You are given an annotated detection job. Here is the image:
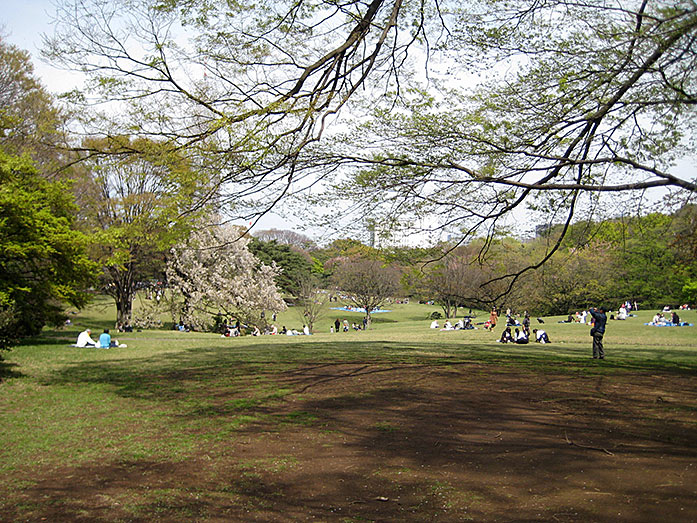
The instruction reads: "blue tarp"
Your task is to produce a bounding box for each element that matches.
[330,307,392,314]
[643,322,693,327]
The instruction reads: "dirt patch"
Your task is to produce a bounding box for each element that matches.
[3,363,697,521]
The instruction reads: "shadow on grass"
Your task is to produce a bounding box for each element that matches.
[9,354,697,522]
[0,358,24,381]
[19,334,76,346]
[43,338,697,407]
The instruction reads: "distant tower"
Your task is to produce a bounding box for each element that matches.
[366,219,376,248]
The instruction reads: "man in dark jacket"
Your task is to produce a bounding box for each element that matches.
[589,307,607,359]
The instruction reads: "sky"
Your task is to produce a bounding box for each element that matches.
[1,1,64,90]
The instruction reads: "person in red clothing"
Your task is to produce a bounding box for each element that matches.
[488,307,498,331]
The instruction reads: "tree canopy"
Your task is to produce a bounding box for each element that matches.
[0,151,95,350]
[0,36,65,170]
[248,237,314,297]
[333,257,400,325]
[76,136,209,325]
[44,1,697,240]
[22,0,697,314]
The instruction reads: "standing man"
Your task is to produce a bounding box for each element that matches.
[589,307,607,359]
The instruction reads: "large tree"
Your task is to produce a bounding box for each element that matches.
[0,36,66,171]
[166,224,286,330]
[0,152,95,351]
[247,237,314,297]
[317,1,697,278]
[295,275,329,333]
[418,249,515,318]
[77,136,206,325]
[44,0,413,225]
[333,257,400,326]
[0,37,95,351]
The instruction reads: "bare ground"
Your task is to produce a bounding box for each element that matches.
[3,362,697,522]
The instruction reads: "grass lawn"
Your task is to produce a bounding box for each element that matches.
[1,298,696,521]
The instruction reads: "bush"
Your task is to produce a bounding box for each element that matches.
[430,311,442,320]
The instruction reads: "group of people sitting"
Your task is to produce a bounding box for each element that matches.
[75,328,125,349]
[221,320,312,337]
[279,325,311,336]
[333,318,367,332]
[430,317,474,330]
[560,310,591,324]
[497,326,550,344]
[650,310,682,326]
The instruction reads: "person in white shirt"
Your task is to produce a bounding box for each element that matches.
[514,328,529,344]
[76,329,97,347]
[617,306,627,320]
[430,320,439,329]
[533,329,550,343]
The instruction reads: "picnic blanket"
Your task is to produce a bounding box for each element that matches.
[643,322,693,327]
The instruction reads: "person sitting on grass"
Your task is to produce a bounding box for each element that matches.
[441,320,454,331]
[617,306,628,320]
[651,312,666,325]
[671,311,680,325]
[515,328,529,344]
[76,328,97,347]
[498,327,513,343]
[533,329,550,344]
[98,329,121,349]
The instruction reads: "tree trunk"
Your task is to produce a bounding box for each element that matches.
[441,300,453,319]
[115,289,133,326]
[107,263,135,327]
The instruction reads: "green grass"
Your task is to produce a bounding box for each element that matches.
[1,297,696,517]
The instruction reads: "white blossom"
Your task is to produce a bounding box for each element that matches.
[167,225,286,330]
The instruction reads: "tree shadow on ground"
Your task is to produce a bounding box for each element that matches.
[6,360,697,522]
[42,339,697,404]
[0,359,24,381]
